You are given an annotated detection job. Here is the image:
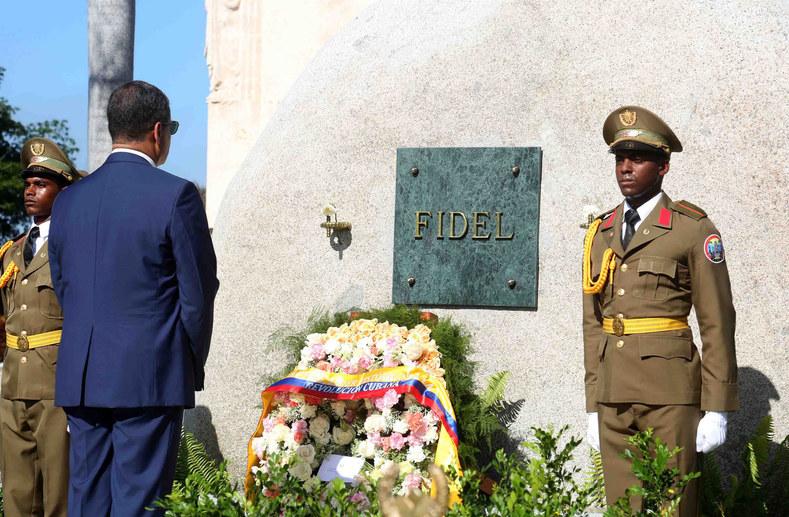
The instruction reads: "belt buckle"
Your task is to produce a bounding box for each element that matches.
[612,316,625,337]
[18,335,29,352]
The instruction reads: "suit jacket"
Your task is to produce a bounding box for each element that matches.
[0,239,62,400]
[583,193,738,412]
[49,152,219,408]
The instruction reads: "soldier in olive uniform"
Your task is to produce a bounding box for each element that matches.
[0,138,80,516]
[582,107,738,516]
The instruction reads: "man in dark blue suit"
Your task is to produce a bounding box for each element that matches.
[48,80,219,516]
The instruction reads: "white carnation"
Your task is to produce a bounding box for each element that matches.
[357,439,376,458]
[392,419,409,434]
[406,445,426,464]
[364,414,387,433]
[300,404,317,419]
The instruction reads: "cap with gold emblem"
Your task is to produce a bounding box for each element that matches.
[603,106,682,155]
[20,137,80,184]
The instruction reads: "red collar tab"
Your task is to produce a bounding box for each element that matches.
[657,207,672,228]
[601,208,617,229]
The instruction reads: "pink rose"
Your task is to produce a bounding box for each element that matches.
[358,355,373,370]
[315,360,331,371]
[309,344,326,361]
[342,361,360,375]
[404,472,423,490]
[389,432,406,450]
[383,355,399,368]
[262,417,276,432]
[292,420,308,433]
[374,389,400,412]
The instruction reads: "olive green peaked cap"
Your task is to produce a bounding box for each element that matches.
[20,137,79,184]
[603,105,683,155]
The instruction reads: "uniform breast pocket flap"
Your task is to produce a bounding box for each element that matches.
[35,277,62,319]
[633,256,678,300]
[638,336,692,361]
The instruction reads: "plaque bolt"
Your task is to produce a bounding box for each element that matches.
[410,167,419,177]
[511,165,520,177]
[507,279,517,289]
[407,276,416,287]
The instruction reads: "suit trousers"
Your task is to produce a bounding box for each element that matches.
[0,398,69,517]
[64,406,183,517]
[598,403,702,517]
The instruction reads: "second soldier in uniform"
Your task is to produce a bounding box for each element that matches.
[0,138,79,516]
[582,107,738,516]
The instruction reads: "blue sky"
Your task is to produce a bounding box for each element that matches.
[0,1,208,185]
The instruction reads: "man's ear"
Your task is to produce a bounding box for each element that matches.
[659,160,670,177]
[152,121,163,144]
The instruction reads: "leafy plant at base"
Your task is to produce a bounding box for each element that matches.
[266,305,517,469]
[701,415,789,516]
[447,425,603,517]
[604,428,700,517]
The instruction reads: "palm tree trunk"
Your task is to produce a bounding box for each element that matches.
[88,0,135,172]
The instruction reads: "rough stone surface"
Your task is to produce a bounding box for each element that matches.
[201,0,789,479]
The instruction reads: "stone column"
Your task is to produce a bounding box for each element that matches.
[88,0,135,172]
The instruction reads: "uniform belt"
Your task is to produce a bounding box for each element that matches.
[6,330,62,351]
[602,316,688,337]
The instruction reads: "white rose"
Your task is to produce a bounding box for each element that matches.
[332,425,355,446]
[357,439,376,458]
[364,414,387,433]
[251,437,266,459]
[296,444,316,464]
[392,419,409,434]
[306,333,325,345]
[309,415,330,437]
[288,461,313,481]
[406,445,426,464]
[330,401,346,418]
[300,404,317,419]
[403,340,424,361]
[324,339,340,355]
[271,424,290,443]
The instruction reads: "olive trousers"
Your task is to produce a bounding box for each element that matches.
[598,403,702,517]
[0,397,69,517]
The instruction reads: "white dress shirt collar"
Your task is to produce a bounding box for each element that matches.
[623,191,664,232]
[29,218,50,255]
[110,148,156,167]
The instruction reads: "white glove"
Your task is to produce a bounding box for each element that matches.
[586,412,600,451]
[696,411,728,453]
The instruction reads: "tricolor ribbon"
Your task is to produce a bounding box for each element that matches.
[246,366,461,503]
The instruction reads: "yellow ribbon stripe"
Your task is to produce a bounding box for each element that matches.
[602,317,689,335]
[6,330,63,349]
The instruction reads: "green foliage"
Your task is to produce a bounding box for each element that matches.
[605,428,700,517]
[0,66,78,239]
[156,462,247,516]
[173,429,225,494]
[267,305,517,469]
[447,425,603,517]
[701,415,789,516]
[588,448,607,508]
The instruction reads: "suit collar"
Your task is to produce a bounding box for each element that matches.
[105,151,156,167]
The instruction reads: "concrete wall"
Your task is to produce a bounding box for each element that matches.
[199,0,789,478]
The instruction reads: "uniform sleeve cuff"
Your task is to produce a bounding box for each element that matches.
[701,382,739,411]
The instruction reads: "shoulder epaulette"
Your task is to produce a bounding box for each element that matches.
[597,206,618,230]
[671,200,707,220]
[596,207,617,222]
